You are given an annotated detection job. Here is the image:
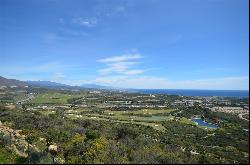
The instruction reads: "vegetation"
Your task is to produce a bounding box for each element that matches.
[0,103,248,164]
[0,89,248,164]
[0,145,26,164]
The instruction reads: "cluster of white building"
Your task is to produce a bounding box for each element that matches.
[211,106,248,114]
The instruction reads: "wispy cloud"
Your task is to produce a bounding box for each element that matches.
[123,70,145,75]
[72,17,97,27]
[92,76,249,90]
[98,54,142,63]
[53,17,96,39]
[104,5,126,17]
[92,52,249,89]
[42,32,67,42]
[95,2,128,18]
[97,54,145,75]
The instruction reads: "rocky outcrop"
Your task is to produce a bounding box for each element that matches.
[48,144,58,153]
[0,121,35,157]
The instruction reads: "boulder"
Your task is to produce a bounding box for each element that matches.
[48,144,58,153]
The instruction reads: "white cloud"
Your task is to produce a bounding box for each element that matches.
[94,52,248,90]
[98,61,139,74]
[123,70,145,75]
[98,54,142,63]
[72,17,97,27]
[94,76,249,90]
[97,54,145,75]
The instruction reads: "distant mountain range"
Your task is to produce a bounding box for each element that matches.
[0,76,28,87]
[26,81,113,89]
[27,81,114,89]
[0,76,113,90]
[1,76,248,97]
[26,80,70,87]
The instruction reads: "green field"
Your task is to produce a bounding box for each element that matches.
[29,93,73,104]
[103,109,173,116]
[179,117,197,125]
[64,108,219,132]
[66,114,167,131]
[65,108,175,132]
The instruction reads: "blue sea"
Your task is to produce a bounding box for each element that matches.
[133,89,249,98]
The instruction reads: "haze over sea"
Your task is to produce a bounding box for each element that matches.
[135,89,249,98]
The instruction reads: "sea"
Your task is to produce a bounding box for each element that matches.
[132,89,249,98]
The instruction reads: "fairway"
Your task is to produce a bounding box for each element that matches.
[29,93,72,104]
[104,109,174,116]
[65,108,175,132]
[66,113,167,132]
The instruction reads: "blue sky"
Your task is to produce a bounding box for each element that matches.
[0,0,249,90]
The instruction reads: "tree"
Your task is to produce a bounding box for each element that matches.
[25,135,34,164]
[85,130,100,140]
[63,133,85,163]
[83,137,108,163]
[21,104,27,111]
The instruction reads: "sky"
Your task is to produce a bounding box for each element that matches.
[0,0,249,90]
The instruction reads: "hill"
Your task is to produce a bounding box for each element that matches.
[0,76,28,87]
